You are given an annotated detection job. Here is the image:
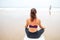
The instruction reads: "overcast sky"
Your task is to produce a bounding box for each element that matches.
[0,0,60,8]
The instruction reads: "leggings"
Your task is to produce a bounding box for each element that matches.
[25,28,44,38]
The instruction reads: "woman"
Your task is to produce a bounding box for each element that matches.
[25,8,45,38]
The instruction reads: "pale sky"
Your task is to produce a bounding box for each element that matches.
[0,0,60,8]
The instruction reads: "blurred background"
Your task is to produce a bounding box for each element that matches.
[0,0,60,40]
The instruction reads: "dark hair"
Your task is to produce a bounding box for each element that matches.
[30,8,37,22]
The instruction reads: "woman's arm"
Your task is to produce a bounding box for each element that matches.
[38,19,45,29]
[25,19,28,28]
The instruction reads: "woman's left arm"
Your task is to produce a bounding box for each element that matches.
[25,19,28,28]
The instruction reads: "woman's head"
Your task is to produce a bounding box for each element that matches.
[30,8,37,21]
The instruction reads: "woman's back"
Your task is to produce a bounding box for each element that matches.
[27,18,40,33]
[28,18,39,26]
[25,8,45,38]
[25,8,45,33]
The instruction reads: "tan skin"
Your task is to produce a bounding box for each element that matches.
[25,18,45,33]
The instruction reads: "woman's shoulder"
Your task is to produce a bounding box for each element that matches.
[26,18,41,22]
[36,18,40,21]
[36,18,41,23]
[26,18,30,21]
[26,18,30,22]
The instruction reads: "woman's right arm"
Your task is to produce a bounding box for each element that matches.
[38,19,45,29]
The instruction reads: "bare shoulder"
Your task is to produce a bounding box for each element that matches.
[26,18,28,22]
[36,18,41,22]
[26,18,30,22]
[27,18,30,21]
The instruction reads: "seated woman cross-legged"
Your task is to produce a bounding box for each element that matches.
[25,8,45,38]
